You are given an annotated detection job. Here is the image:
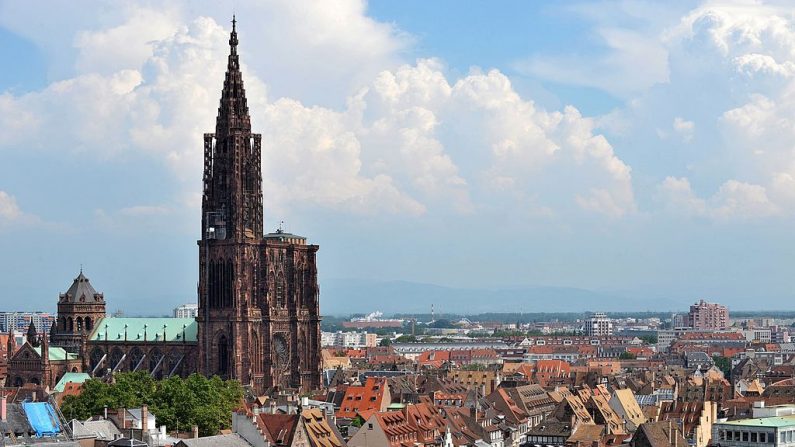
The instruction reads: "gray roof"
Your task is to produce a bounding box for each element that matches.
[108,438,149,447]
[61,271,101,303]
[70,419,122,440]
[176,434,253,447]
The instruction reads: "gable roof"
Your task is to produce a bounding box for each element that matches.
[258,414,298,446]
[301,408,344,447]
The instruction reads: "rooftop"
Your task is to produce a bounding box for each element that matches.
[720,415,795,428]
[88,317,198,343]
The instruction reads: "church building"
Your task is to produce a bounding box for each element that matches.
[5,18,322,394]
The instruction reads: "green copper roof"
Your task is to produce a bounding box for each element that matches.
[720,415,795,428]
[88,317,198,343]
[53,372,91,393]
[32,346,78,362]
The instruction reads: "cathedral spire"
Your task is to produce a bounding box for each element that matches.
[203,15,262,241]
[216,15,249,133]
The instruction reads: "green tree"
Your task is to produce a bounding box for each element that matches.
[713,356,732,378]
[619,351,637,360]
[640,334,658,345]
[61,372,243,437]
[395,335,417,343]
[379,337,392,347]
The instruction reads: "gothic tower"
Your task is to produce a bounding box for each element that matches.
[198,18,321,392]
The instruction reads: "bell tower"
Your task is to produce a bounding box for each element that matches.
[197,17,322,393]
[198,16,264,387]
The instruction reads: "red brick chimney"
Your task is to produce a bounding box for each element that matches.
[141,405,149,432]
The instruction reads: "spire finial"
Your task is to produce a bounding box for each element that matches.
[80,263,83,274]
[232,14,236,32]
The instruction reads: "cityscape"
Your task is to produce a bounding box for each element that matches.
[2,2,795,447]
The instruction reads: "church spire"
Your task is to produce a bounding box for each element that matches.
[216,15,249,133]
[202,15,262,241]
[27,321,38,347]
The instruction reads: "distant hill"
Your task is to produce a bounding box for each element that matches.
[319,278,685,315]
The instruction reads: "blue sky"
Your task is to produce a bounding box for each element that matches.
[1,0,794,314]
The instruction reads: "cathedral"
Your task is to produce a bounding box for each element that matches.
[196,17,322,392]
[5,18,322,394]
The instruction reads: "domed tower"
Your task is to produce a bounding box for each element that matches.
[51,270,106,353]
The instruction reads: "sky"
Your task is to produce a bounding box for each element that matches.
[1,0,795,314]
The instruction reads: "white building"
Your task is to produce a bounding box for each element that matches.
[320,331,377,348]
[173,303,199,319]
[585,312,613,337]
[743,328,772,343]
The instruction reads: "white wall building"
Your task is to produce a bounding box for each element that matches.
[173,303,199,319]
[585,312,613,337]
[320,331,377,348]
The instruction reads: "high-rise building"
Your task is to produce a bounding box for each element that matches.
[687,299,729,330]
[197,17,321,392]
[173,304,199,319]
[585,312,613,336]
[0,312,57,334]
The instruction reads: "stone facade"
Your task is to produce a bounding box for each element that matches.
[196,18,321,393]
[51,271,106,353]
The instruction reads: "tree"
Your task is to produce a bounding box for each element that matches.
[429,319,455,329]
[394,335,417,343]
[640,334,658,345]
[379,337,392,347]
[619,351,637,360]
[713,355,732,378]
[61,372,243,436]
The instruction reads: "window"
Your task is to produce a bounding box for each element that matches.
[751,432,757,443]
[742,432,749,442]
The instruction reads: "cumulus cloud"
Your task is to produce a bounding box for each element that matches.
[0,9,635,220]
[658,176,779,220]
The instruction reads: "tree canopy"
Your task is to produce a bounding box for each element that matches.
[61,372,244,437]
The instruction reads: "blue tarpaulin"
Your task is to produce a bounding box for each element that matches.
[22,401,61,437]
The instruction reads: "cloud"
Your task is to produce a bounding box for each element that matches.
[0,191,22,222]
[0,10,636,220]
[658,176,779,220]
[672,117,695,142]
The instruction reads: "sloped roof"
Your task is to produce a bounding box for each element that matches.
[88,317,197,343]
[53,372,91,392]
[259,413,298,446]
[176,434,253,447]
[301,408,343,447]
[32,345,78,361]
[61,272,102,303]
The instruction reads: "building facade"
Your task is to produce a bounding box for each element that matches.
[173,304,199,319]
[196,18,321,393]
[0,312,56,333]
[688,300,729,330]
[585,312,613,337]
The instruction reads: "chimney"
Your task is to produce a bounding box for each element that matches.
[1,395,7,422]
[668,420,673,444]
[141,405,149,432]
[118,408,126,428]
[192,425,199,439]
